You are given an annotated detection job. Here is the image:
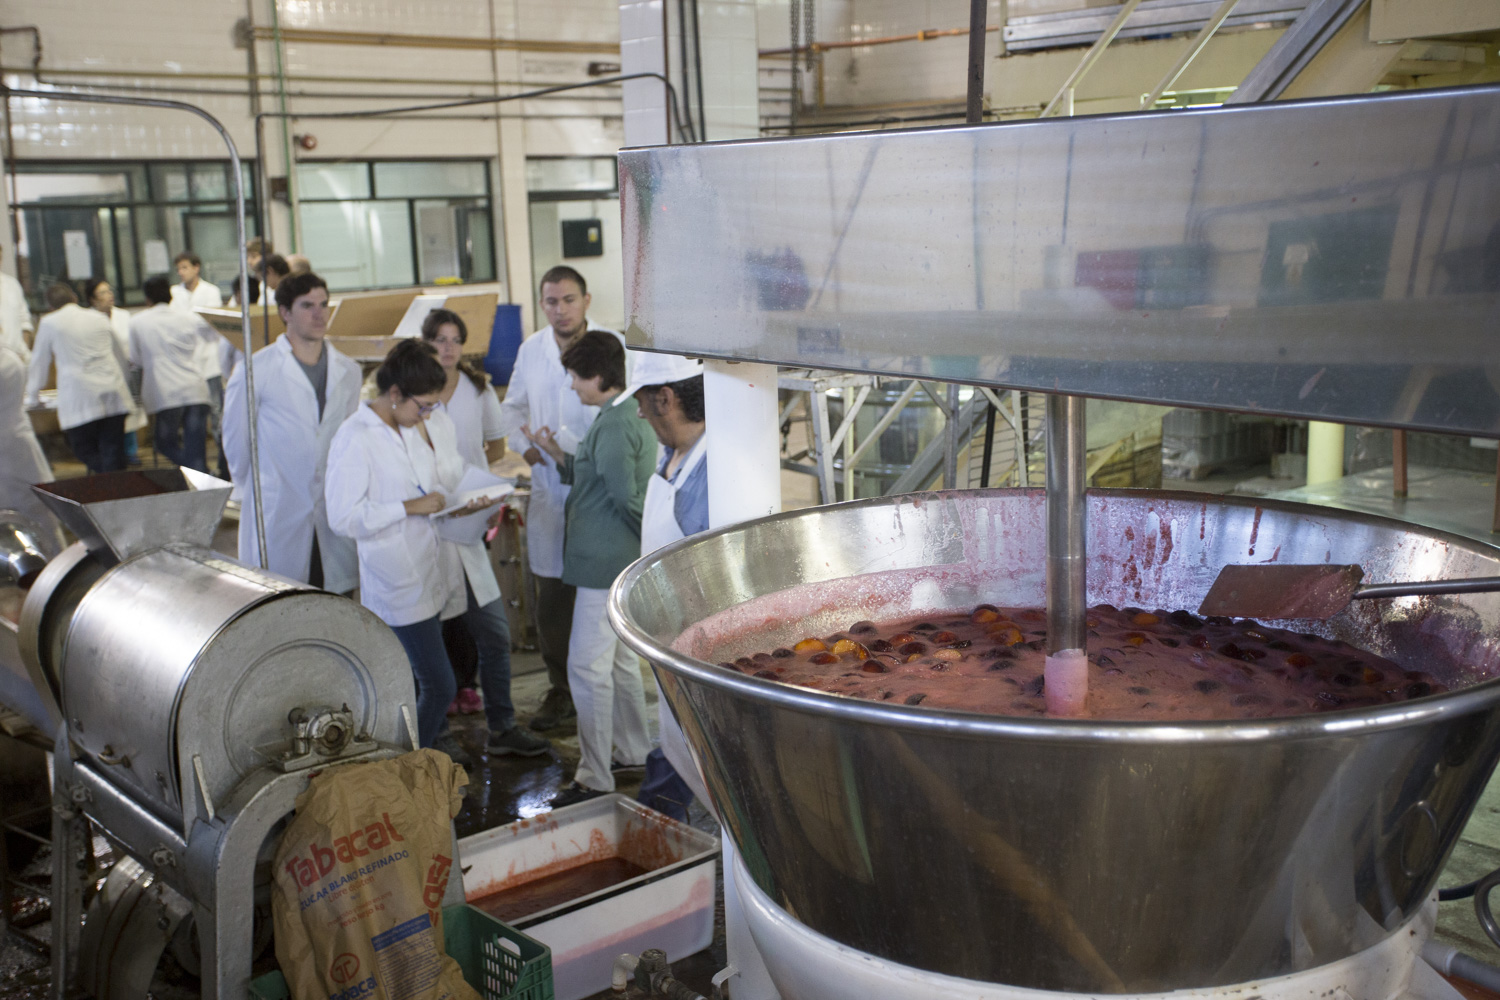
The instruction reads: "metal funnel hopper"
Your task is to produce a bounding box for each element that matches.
[32,468,233,565]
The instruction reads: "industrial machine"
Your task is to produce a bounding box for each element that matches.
[2,468,417,999]
[609,82,1500,998]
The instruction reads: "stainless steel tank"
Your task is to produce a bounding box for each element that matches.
[610,488,1500,994]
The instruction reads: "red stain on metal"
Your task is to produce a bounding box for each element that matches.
[1248,507,1263,557]
[1159,519,1174,564]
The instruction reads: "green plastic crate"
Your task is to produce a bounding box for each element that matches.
[248,904,552,1000]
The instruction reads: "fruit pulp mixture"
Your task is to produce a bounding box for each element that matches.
[716,603,1446,720]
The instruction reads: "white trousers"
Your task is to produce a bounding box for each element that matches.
[568,585,651,791]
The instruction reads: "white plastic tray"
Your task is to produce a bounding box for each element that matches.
[458,794,719,1000]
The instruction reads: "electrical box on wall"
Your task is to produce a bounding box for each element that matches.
[561,219,604,258]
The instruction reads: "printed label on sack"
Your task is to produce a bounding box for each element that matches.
[369,914,443,1000]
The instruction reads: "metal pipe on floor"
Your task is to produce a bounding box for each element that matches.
[1046,393,1088,655]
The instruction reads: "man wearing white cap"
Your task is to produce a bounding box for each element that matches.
[620,351,710,822]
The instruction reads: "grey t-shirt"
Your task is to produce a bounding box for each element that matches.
[296,343,328,419]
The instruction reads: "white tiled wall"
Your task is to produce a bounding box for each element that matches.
[2,0,626,167]
[3,0,628,316]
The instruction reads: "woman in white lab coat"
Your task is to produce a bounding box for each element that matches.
[325,340,457,752]
[221,273,361,592]
[420,307,506,716]
[85,280,147,466]
[402,338,550,758]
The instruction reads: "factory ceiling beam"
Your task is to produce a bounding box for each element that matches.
[249,26,619,56]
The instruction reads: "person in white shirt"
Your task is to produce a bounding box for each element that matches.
[324,340,459,753]
[172,251,228,476]
[170,251,224,312]
[84,279,147,467]
[0,343,62,552]
[222,272,360,592]
[402,336,550,759]
[494,265,623,731]
[0,244,33,363]
[420,307,506,716]
[128,276,217,471]
[23,284,132,474]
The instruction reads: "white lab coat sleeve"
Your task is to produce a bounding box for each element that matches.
[221,361,251,486]
[480,383,506,442]
[23,321,53,405]
[108,323,130,384]
[324,430,408,540]
[497,360,532,454]
[127,321,143,369]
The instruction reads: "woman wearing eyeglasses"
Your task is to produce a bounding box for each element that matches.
[325,339,454,750]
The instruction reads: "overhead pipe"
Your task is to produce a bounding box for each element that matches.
[761,23,1000,57]
[690,0,706,142]
[0,63,605,90]
[248,25,619,56]
[269,0,299,252]
[1,85,268,567]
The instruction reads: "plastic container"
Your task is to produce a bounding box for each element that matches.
[459,794,719,1000]
[247,904,552,1000]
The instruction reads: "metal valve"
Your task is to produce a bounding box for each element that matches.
[281,704,376,771]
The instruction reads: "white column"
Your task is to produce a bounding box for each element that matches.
[1306,421,1346,486]
[704,362,781,527]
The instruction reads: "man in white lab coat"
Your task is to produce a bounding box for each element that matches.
[0,244,33,363]
[172,251,228,476]
[496,265,622,730]
[222,271,360,591]
[129,275,218,472]
[24,284,132,474]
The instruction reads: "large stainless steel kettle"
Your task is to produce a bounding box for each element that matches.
[610,489,1500,993]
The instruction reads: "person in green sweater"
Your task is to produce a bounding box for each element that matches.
[523,330,657,807]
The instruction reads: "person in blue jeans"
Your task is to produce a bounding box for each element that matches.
[324,340,462,757]
[128,276,216,471]
[401,337,550,760]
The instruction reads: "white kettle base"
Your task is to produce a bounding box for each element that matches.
[731,851,1460,1000]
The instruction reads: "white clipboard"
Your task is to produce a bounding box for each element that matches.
[429,468,513,545]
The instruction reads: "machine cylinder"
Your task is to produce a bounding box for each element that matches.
[53,543,412,827]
